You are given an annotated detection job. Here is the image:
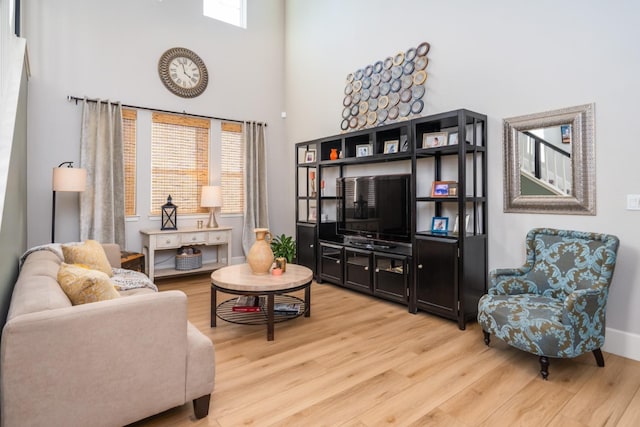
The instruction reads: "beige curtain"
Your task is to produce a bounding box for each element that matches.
[242,121,269,254]
[79,98,125,247]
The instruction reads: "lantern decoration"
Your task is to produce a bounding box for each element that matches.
[161,195,178,230]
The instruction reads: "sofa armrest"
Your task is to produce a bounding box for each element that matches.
[102,243,122,268]
[1,291,189,427]
[489,267,537,295]
[563,288,606,328]
[562,288,608,353]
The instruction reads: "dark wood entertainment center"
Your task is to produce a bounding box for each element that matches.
[295,109,487,329]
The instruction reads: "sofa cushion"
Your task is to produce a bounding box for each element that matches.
[62,240,113,277]
[57,263,120,305]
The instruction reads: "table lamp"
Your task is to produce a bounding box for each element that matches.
[52,161,87,243]
[201,186,222,228]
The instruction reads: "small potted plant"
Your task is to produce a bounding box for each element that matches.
[270,233,296,272]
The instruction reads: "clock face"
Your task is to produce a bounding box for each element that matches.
[158,48,209,98]
[169,57,201,89]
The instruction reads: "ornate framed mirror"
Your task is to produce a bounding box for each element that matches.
[503,103,595,215]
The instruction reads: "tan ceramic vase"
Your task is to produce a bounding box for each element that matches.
[247,228,274,275]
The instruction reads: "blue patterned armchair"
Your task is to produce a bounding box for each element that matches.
[478,228,619,379]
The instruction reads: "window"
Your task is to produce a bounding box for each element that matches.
[203,0,246,29]
[220,122,244,214]
[151,112,210,215]
[122,108,137,216]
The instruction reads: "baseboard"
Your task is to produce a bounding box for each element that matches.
[603,327,640,361]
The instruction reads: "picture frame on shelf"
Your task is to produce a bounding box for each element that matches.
[304,149,316,163]
[431,216,449,234]
[400,135,409,152]
[431,181,458,197]
[356,143,373,157]
[422,131,448,148]
[453,214,471,234]
[308,206,317,222]
[383,140,399,154]
[448,132,459,145]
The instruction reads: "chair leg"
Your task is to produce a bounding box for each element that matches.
[193,394,211,419]
[593,348,605,367]
[539,356,549,380]
[483,330,490,346]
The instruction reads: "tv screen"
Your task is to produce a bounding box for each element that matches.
[336,174,411,243]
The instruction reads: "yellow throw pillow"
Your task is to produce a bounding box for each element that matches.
[57,263,120,305]
[62,240,113,277]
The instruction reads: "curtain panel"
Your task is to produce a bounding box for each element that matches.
[80,98,125,247]
[242,121,269,255]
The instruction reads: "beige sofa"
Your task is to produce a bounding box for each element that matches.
[1,244,214,427]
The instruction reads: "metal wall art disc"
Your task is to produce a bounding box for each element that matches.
[340,41,430,131]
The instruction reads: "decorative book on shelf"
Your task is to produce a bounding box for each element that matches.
[273,302,302,315]
[232,296,264,312]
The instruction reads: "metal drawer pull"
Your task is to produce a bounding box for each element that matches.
[364,266,368,271]
[336,260,340,264]
[310,244,314,248]
[417,264,423,269]
[166,239,171,244]
[375,268,380,273]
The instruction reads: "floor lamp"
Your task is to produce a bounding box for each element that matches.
[201,186,222,228]
[52,161,87,243]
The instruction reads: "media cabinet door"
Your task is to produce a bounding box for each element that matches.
[415,238,457,316]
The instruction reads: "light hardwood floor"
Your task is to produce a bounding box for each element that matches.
[130,273,640,427]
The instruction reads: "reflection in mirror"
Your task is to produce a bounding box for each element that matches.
[518,125,572,196]
[504,103,595,215]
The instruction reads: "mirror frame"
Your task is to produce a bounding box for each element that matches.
[504,103,595,215]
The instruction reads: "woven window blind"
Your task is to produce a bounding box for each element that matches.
[151,112,210,215]
[221,122,244,214]
[123,108,137,216]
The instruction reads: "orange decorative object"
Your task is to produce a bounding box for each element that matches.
[330,148,338,160]
[309,171,315,180]
[271,268,282,276]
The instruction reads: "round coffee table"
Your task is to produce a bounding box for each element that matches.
[210,263,313,341]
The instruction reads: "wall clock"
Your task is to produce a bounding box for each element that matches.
[158,47,209,98]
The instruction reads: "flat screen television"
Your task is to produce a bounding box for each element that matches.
[336,174,411,243]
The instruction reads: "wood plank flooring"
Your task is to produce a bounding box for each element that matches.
[129,274,640,427]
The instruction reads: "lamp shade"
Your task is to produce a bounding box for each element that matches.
[201,186,222,207]
[53,167,87,192]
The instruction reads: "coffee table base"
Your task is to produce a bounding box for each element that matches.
[211,284,311,341]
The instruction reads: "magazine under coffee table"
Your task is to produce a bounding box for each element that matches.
[210,263,313,341]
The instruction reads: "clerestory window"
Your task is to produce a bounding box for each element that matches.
[203,0,246,29]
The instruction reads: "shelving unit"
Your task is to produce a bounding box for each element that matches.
[295,109,487,329]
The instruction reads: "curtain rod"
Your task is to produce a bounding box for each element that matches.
[66,95,267,126]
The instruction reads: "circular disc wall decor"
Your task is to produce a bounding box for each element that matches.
[158,47,209,98]
[340,41,430,131]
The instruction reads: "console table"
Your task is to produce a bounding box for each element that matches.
[140,227,232,282]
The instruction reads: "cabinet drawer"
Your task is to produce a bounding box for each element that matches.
[207,231,229,244]
[181,232,207,244]
[156,234,180,248]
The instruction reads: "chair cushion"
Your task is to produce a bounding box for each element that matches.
[478,293,572,357]
[62,240,113,277]
[57,263,120,305]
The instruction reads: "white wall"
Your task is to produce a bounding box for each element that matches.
[23,0,290,260]
[285,0,640,359]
